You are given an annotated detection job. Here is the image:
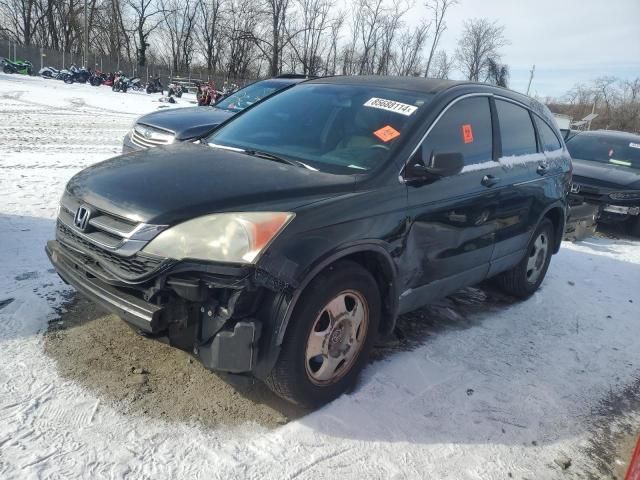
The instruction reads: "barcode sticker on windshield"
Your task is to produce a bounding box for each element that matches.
[630,142,640,149]
[364,98,418,116]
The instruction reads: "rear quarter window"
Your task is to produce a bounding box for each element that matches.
[534,116,562,152]
[496,100,537,156]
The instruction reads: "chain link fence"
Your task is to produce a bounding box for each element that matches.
[0,39,253,92]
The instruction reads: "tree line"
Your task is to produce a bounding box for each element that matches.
[0,0,511,85]
[547,77,640,133]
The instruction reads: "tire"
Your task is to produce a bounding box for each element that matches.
[494,218,555,299]
[64,76,73,84]
[121,85,127,93]
[3,65,13,74]
[265,260,381,408]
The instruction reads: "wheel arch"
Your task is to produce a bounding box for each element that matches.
[281,242,399,343]
[540,202,567,253]
[255,242,399,379]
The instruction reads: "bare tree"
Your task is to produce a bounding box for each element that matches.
[323,13,343,75]
[455,18,508,81]
[486,56,509,87]
[289,0,332,75]
[127,0,164,67]
[0,0,43,45]
[394,24,428,76]
[549,77,640,133]
[430,49,452,79]
[423,0,457,77]
[160,0,199,72]
[199,0,224,75]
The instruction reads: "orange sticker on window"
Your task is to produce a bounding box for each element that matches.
[374,125,401,143]
[462,124,474,144]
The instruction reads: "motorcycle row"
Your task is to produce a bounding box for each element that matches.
[2,57,240,105]
[2,57,184,97]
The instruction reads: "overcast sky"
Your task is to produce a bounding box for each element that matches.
[409,0,640,98]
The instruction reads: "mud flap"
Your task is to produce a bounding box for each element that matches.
[198,321,262,373]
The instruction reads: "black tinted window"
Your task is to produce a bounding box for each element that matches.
[209,84,433,173]
[534,116,562,151]
[423,97,493,166]
[567,134,640,170]
[496,100,537,156]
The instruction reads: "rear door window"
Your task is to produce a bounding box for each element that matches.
[423,96,493,166]
[496,100,537,156]
[534,116,562,152]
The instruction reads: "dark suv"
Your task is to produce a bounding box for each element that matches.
[567,130,640,235]
[47,76,571,407]
[122,76,308,152]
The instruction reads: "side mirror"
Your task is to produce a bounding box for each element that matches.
[427,152,464,177]
[404,151,464,180]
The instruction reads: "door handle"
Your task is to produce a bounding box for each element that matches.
[481,174,499,187]
[537,162,549,175]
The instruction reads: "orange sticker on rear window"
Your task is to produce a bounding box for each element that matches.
[374,125,401,143]
[462,124,474,144]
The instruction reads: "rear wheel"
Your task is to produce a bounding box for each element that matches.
[3,65,13,74]
[265,260,380,408]
[494,218,554,298]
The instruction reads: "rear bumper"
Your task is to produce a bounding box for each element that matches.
[46,239,262,373]
[565,201,600,240]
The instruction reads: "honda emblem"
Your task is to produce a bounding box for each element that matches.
[74,205,91,231]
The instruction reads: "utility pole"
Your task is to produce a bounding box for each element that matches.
[525,64,535,96]
[83,0,88,67]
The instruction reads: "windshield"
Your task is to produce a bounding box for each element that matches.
[207,83,432,173]
[215,80,288,113]
[567,134,640,170]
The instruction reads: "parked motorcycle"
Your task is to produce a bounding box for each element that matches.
[2,58,33,75]
[54,68,70,80]
[89,69,108,86]
[195,80,220,106]
[112,73,129,92]
[39,66,60,78]
[167,82,183,98]
[129,77,144,91]
[63,64,91,84]
[146,76,163,94]
[103,72,115,87]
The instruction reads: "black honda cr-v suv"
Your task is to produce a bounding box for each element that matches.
[47,76,571,407]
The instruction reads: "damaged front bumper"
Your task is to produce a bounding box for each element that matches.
[46,239,265,374]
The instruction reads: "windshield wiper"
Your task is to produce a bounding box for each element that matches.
[208,143,317,170]
[245,149,317,171]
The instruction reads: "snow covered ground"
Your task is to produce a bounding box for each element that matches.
[1,73,639,479]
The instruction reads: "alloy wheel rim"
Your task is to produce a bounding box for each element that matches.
[304,289,369,386]
[526,232,548,284]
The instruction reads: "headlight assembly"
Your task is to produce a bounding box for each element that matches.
[142,212,294,264]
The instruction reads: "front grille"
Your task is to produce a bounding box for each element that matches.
[57,221,164,279]
[130,124,174,149]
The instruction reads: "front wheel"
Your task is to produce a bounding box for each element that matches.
[3,65,13,74]
[494,218,555,298]
[265,260,380,408]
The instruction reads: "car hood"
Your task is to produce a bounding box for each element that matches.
[571,158,640,190]
[66,143,355,225]
[138,107,235,140]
